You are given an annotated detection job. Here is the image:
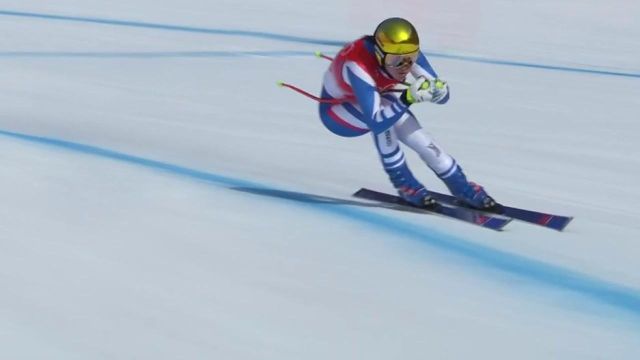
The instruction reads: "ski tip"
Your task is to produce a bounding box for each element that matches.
[554,216,574,232]
[502,217,515,227]
[314,51,322,58]
[276,81,285,87]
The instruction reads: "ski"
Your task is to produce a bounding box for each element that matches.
[353,188,512,231]
[424,190,574,231]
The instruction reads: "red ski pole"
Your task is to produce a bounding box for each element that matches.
[277,81,349,104]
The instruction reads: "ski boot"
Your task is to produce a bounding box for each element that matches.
[385,162,436,208]
[440,165,502,212]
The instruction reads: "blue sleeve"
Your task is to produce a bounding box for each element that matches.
[415,52,438,78]
[413,52,450,104]
[345,65,410,135]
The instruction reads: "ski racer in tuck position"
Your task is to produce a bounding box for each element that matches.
[317,17,499,210]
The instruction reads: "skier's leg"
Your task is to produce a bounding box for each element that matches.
[318,93,370,137]
[318,92,433,207]
[393,112,498,209]
[392,111,456,176]
[371,125,433,206]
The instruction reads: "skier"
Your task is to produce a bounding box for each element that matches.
[318,17,498,210]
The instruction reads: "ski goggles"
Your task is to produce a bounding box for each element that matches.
[383,50,419,69]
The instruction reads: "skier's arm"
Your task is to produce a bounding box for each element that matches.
[411,52,438,79]
[411,52,449,104]
[344,61,410,135]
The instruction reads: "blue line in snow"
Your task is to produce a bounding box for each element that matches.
[1,9,639,78]
[0,10,345,47]
[1,128,639,321]
[422,51,640,79]
[0,50,317,59]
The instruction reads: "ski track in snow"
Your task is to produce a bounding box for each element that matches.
[1,3,639,322]
[1,129,639,322]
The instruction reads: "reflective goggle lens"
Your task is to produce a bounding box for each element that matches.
[384,51,418,68]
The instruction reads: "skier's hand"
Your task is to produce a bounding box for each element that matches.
[402,77,449,105]
[402,77,431,104]
[430,79,449,104]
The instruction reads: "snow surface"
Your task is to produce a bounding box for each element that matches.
[1,0,639,358]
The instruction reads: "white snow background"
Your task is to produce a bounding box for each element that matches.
[0,0,639,359]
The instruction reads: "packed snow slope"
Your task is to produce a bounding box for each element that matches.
[0,1,639,359]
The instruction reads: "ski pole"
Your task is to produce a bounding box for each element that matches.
[314,51,333,61]
[276,81,350,104]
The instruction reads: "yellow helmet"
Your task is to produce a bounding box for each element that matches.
[374,17,419,55]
